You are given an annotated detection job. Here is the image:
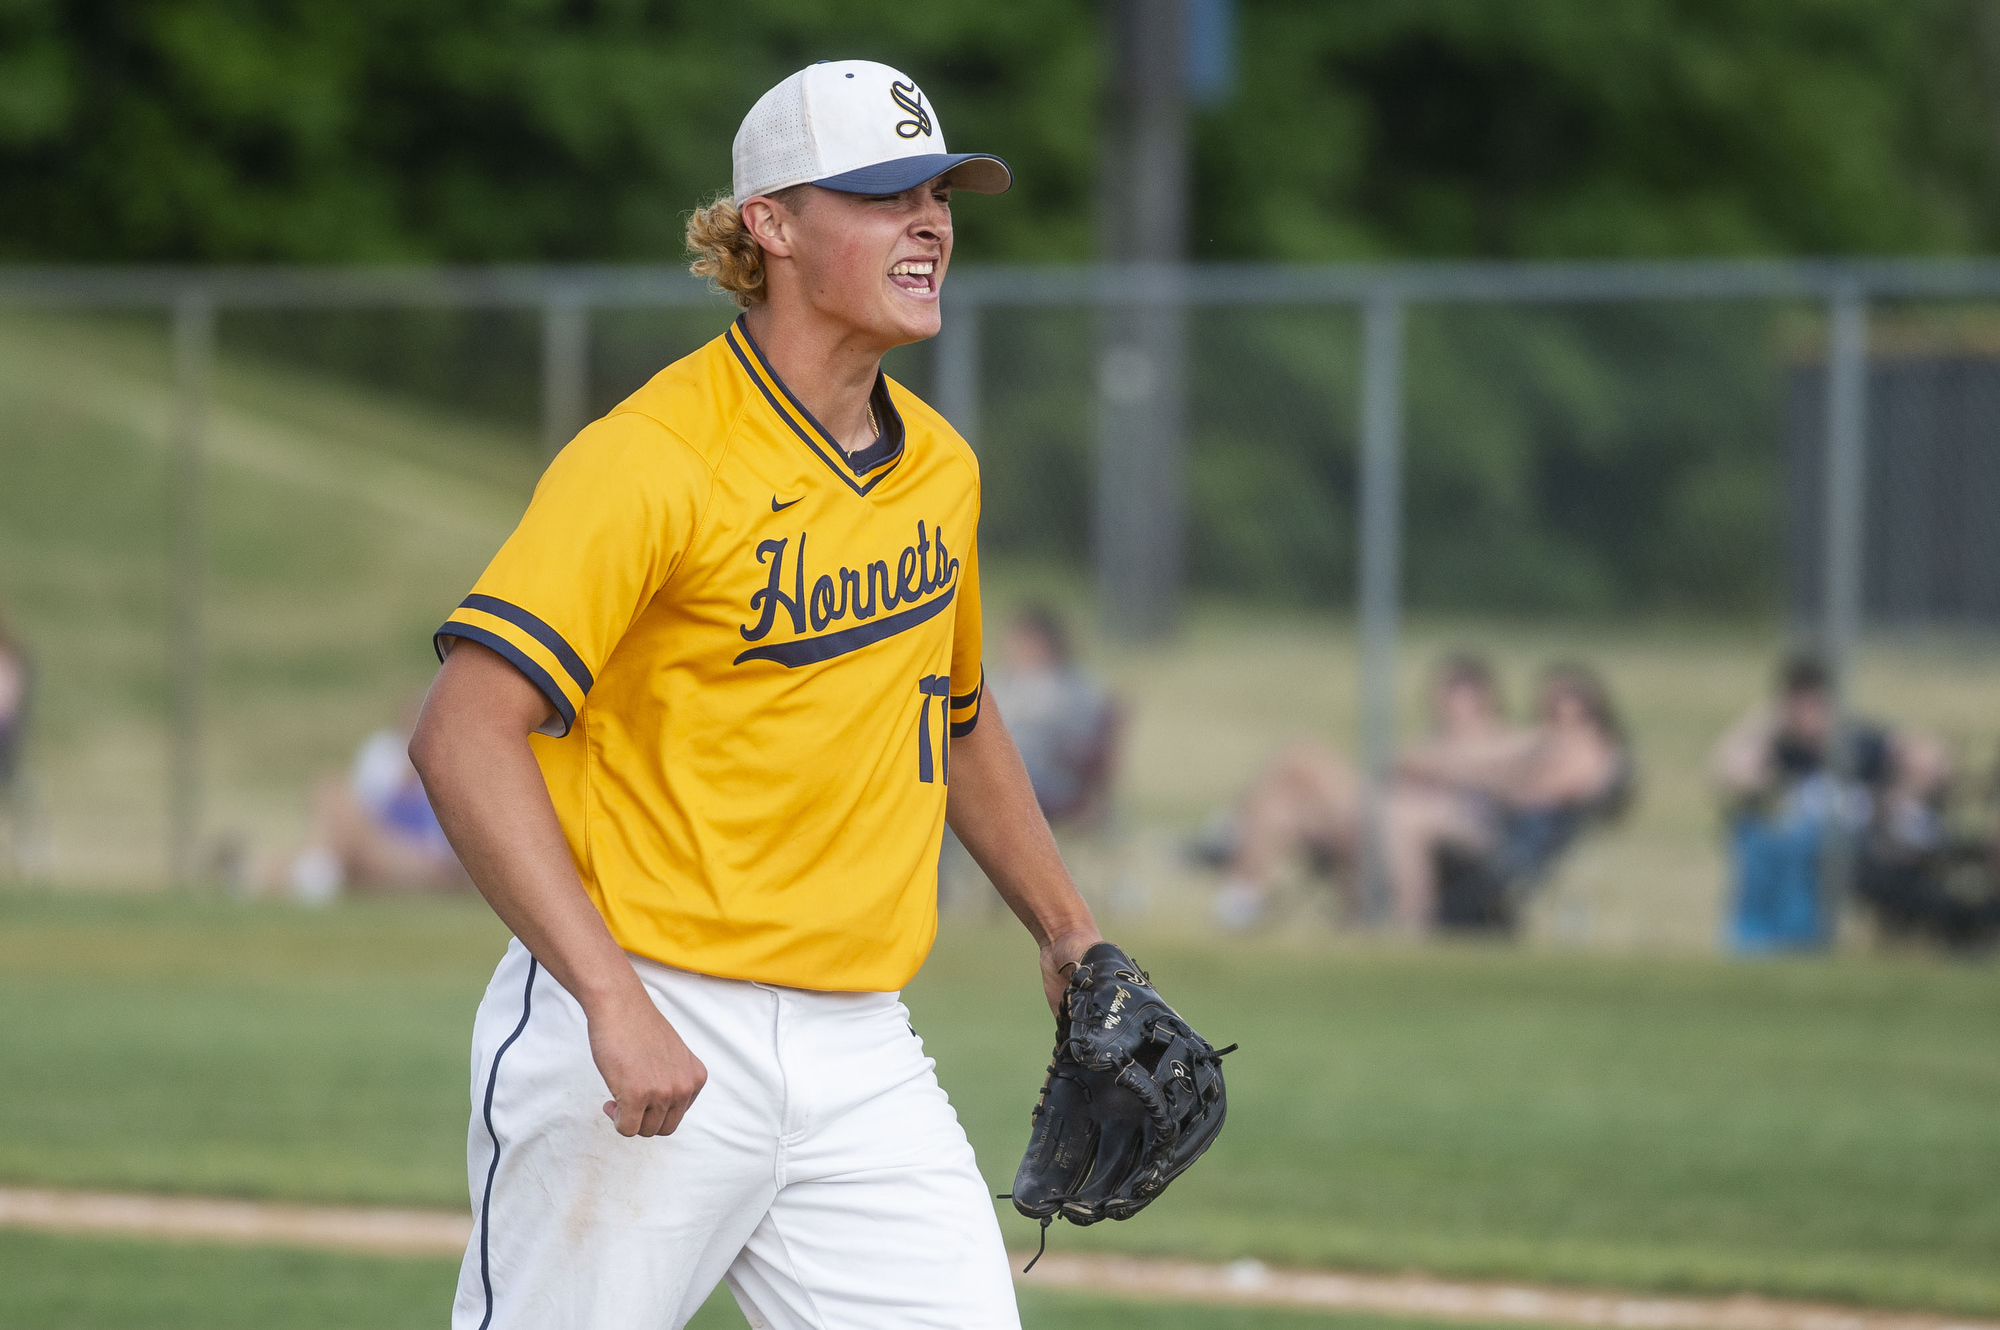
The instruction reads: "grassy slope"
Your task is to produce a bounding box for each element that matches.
[0,895,1993,1316]
[0,312,538,883]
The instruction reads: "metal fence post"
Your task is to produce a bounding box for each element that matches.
[933,295,982,447]
[1095,0,1189,642]
[1356,290,1405,927]
[1819,282,1870,908]
[1094,272,1186,640]
[541,294,590,458]
[1822,283,1869,694]
[169,289,214,887]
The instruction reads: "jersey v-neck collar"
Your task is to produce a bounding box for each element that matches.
[724,317,906,497]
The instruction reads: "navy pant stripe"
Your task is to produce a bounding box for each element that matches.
[477,957,539,1330]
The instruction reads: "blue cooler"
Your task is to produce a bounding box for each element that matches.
[1726,814,1831,953]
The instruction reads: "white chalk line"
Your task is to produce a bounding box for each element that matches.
[0,1187,1991,1330]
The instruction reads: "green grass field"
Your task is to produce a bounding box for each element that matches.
[0,892,1994,1327]
[0,1231,1518,1330]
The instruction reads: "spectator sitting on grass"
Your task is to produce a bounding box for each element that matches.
[285,693,470,901]
[985,604,1119,826]
[1392,662,1630,927]
[1213,652,1513,928]
[1711,654,1945,842]
[1710,654,1947,949]
[1213,658,1630,931]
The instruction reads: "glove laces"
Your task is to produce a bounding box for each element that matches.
[992,1194,1057,1273]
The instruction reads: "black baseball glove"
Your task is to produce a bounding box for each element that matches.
[1009,942,1234,1265]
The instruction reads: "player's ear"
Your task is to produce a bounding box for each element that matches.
[739,197,797,259]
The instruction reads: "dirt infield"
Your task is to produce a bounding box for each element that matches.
[1016,1253,1999,1330]
[0,1186,471,1255]
[1,1186,1992,1330]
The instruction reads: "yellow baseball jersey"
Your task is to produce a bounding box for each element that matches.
[435,318,984,992]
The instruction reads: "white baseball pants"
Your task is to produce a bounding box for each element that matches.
[451,938,1021,1330]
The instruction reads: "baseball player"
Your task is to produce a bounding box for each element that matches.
[410,60,1100,1329]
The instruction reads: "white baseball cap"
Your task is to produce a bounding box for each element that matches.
[732,60,1012,205]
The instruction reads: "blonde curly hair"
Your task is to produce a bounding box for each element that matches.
[685,187,811,308]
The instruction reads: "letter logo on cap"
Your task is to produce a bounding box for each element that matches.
[890,81,933,140]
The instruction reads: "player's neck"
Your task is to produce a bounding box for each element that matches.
[742,301,885,455]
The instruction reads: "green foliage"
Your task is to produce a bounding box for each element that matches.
[6,2,2000,265]
[1197,1,2000,261]
[969,300,1784,614]
[0,0,1097,263]
[8,3,1999,611]
[1397,303,1786,613]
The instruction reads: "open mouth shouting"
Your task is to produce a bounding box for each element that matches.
[889,258,939,299]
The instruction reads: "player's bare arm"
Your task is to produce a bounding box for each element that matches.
[945,696,1103,1012]
[410,641,707,1139]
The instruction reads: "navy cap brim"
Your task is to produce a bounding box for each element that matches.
[813,153,1012,196]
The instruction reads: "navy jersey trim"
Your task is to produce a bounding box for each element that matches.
[725,326,870,496]
[734,584,955,668]
[435,623,577,738]
[949,667,983,736]
[725,320,905,494]
[459,594,594,697]
[476,956,539,1330]
[736,317,907,477]
[838,375,905,475]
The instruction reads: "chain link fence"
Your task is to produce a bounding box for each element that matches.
[4,262,1999,947]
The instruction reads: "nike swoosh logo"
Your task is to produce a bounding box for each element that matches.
[771,495,802,512]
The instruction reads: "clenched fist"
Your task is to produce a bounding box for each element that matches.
[587,993,708,1138]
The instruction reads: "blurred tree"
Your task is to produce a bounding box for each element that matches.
[1196,0,2000,261]
[0,0,1097,261]
[5,1,2000,263]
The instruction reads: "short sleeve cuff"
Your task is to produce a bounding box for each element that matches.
[948,667,984,738]
[434,595,594,738]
